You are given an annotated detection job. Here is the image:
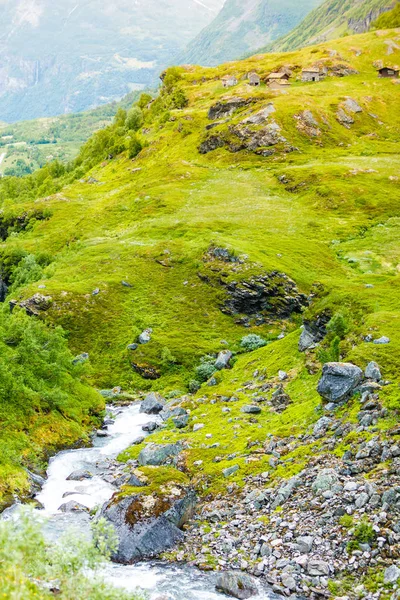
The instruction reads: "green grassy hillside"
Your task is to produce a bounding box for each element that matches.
[262,0,397,52]
[0,29,400,506]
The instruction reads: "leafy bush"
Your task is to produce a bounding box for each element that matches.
[318,336,340,364]
[9,254,43,291]
[125,107,143,131]
[0,510,143,599]
[327,312,350,340]
[196,362,217,382]
[240,334,267,352]
[169,88,189,110]
[127,135,143,159]
[354,520,375,544]
[188,379,201,393]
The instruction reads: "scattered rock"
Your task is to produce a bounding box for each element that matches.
[142,422,158,432]
[208,97,249,120]
[317,362,363,403]
[343,98,362,113]
[66,470,93,481]
[384,564,400,584]
[73,353,89,365]
[336,108,354,128]
[58,501,89,513]
[193,423,205,432]
[374,336,390,345]
[173,415,189,429]
[241,405,262,414]
[215,350,233,370]
[223,465,239,478]
[19,294,52,316]
[138,442,182,467]
[365,361,381,381]
[138,328,152,344]
[216,571,259,599]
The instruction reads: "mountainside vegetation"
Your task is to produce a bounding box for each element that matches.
[179,0,324,66]
[0,27,400,522]
[262,0,398,52]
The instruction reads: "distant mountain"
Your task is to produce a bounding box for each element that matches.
[178,0,324,66]
[0,0,224,122]
[263,0,397,53]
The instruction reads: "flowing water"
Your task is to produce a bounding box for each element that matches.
[9,403,277,599]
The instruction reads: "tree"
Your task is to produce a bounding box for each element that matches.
[125,106,143,131]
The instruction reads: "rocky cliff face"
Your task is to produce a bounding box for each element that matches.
[0,0,224,122]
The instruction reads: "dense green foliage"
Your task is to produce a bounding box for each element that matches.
[0,308,102,504]
[0,510,142,599]
[372,2,400,28]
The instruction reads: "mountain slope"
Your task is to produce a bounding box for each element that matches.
[179,0,324,66]
[0,0,223,123]
[0,28,400,512]
[263,0,397,52]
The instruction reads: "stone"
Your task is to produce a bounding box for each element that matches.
[270,385,292,412]
[96,429,109,437]
[138,328,152,344]
[199,135,226,154]
[278,370,288,381]
[132,436,145,445]
[193,423,205,432]
[122,281,133,288]
[343,98,363,113]
[384,565,400,584]
[127,344,138,351]
[355,492,369,508]
[313,417,333,437]
[365,361,381,381]
[241,405,262,414]
[296,536,314,554]
[101,489,196,564]
[173,415,189,429]
[299,328,317,351]
[307,559,330,576]
[215,350,233,370]
[73,352,89,365]
[142,422,158,432]
[140,392,165,415]
[19,293,52,316]
[317,362,363,403]
[58,501,89,513]
[138,442,182,467]
[281,573,296,591]
[208,97,249,120]
[223,465,239,478]
[336,108,354,127]
[241,103,275,125]
[66,470,93,481]
[374,336,390,345]
[126,474,147,487]
[312,468,339,493]
[216,571,259,599]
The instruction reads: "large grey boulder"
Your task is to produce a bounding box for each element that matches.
[101,489,196,564]
[215,350,233,370]
[317,362,363,403]
[138,442,182,467]
[140,392,165,415]
[216,571,259,599]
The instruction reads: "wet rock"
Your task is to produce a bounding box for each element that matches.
[208,97,249,120]
[216,571,259,599]
[142,422,158,432]
[140,392,165,415]
[138,442,182,467]
[101,489,196,564]
[215,350,233,370]
[58,501,89,513]
[365,361,381,381]
[96,429,109,438]
[66,470,93,481]
[317,362,363,403]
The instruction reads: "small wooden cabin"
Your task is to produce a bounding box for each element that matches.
[222,75,238,88]
[248,72,261,86]
[377,66,399,78]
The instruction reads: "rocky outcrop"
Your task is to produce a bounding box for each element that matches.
[10,294,52,317]
[101,488,196,564]
[317,362,363,403]
[222,272,308,318]
[298,310,331,351]
[208,97,249,120]
[199,135,226,154]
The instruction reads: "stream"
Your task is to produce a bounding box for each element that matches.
[8,403,277,599]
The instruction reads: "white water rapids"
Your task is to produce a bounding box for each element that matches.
[6,403,276,599]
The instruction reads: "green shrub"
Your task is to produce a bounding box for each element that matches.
[188,379,201,393]
[318,336,340,364]
[127,135,143,159]
[240,334,267,352]
[354,520,375,544]
[327,312,350,340]
[125,107,143,131]
[9,254,43,291]
[196,362,217,382]
[339,514,353,528]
